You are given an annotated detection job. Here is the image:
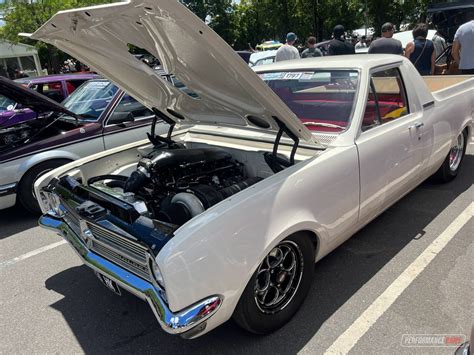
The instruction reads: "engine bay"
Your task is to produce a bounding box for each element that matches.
[0,115,81,151]
[48,115,321,228]
[88,145,264,226]
[0,124,34,148]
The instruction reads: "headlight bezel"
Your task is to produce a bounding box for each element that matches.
[149,256,166,290]
[41,191,64,217]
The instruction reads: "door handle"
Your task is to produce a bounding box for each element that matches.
[409,122,424,130]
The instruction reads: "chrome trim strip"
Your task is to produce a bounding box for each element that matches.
[39,214,222,335]
[0,182,17,197]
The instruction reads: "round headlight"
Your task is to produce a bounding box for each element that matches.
[151,259,165,288]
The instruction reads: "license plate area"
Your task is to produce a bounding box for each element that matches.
[95,271,121,296]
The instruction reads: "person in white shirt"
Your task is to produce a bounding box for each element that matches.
[355,36,367,49]
[275,32,300,62]
[452,13,474,74]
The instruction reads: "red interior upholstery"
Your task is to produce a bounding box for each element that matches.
[272,86,405,132]
[362,93,405,127]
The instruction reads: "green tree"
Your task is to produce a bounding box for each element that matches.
[0,0,116,73]
[181,0,207,20]
[181,0,238,46]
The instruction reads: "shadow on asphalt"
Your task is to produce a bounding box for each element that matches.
[0,205,38,240]
[44,155,473,353]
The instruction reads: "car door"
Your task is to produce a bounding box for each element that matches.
[356,66,424,225]
[33,81,66,103]
[65,79,93,96]
[102,92,162,150]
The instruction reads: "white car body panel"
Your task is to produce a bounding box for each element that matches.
[27,0,315,143]
[31,0,473,338]
[249,50,278,67]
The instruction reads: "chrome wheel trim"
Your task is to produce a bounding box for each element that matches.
[254,240,304,314]
[449,133,464,172]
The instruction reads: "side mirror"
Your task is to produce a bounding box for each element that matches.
[108,111,134,125]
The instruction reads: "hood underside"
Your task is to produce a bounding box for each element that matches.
[0,76,81,121]
[27,0,316,144]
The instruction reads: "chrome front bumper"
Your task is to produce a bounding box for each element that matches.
[39,214,222,338]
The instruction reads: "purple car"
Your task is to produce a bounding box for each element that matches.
[0,73,98,128]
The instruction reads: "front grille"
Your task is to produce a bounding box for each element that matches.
[90,240,151,281]
[87,222,148,261]
[62,203,82,241]
[59,199,152,282]
[86,221,152,282]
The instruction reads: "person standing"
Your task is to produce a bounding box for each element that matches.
[368,22,403,54]
[405,23,435,76]
[432,28,447,64]
[355,36,368,49]
[275,32,300,62]
[328,25,355,56]
[301,36,323,58]
[452,13,474,74]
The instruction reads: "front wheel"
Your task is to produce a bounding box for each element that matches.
[233,233,315,334]
[433,130,468,183]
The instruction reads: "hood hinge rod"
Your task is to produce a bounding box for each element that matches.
[273,116,300,165]
[149,107,176,147]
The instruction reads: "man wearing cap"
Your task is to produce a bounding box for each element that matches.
[275,32,300,62]
[368,22,403,54]
[328,25,355,55]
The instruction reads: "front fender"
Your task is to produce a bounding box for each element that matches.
[157,145,360,332]
[18,150,81,176]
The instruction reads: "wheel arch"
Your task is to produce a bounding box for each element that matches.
[230,225,323,311]
[462,125,471,142]
[289,229,321,261]
[17,151,80,180]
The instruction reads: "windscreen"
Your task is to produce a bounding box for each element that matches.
[0,95,16,111]
[259,70,359,133]
[62,80,118,120]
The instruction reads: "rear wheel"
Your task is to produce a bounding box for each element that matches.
[233,233,315,334]
[433,130,467,182]
[17,159,70,214]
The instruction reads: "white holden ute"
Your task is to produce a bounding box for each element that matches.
[31,0,472,339]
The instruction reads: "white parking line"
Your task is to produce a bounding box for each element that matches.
[0,240,67,269]
[325,202,473,355]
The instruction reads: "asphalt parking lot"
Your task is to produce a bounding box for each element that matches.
[1,145,473,354]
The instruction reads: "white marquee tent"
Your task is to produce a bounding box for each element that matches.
[0,41,43,78]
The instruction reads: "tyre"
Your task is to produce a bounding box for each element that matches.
[17,159,71,214]
[433,130,468,183]
[233,233,315,334]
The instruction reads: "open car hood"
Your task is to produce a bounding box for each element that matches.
[0,76,81,121]
[27,0,316,144]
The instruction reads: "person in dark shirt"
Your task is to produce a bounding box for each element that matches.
[301,36,323,58]
[328,25,355,56]
[405,23,435,75]
[368,22,403,54]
